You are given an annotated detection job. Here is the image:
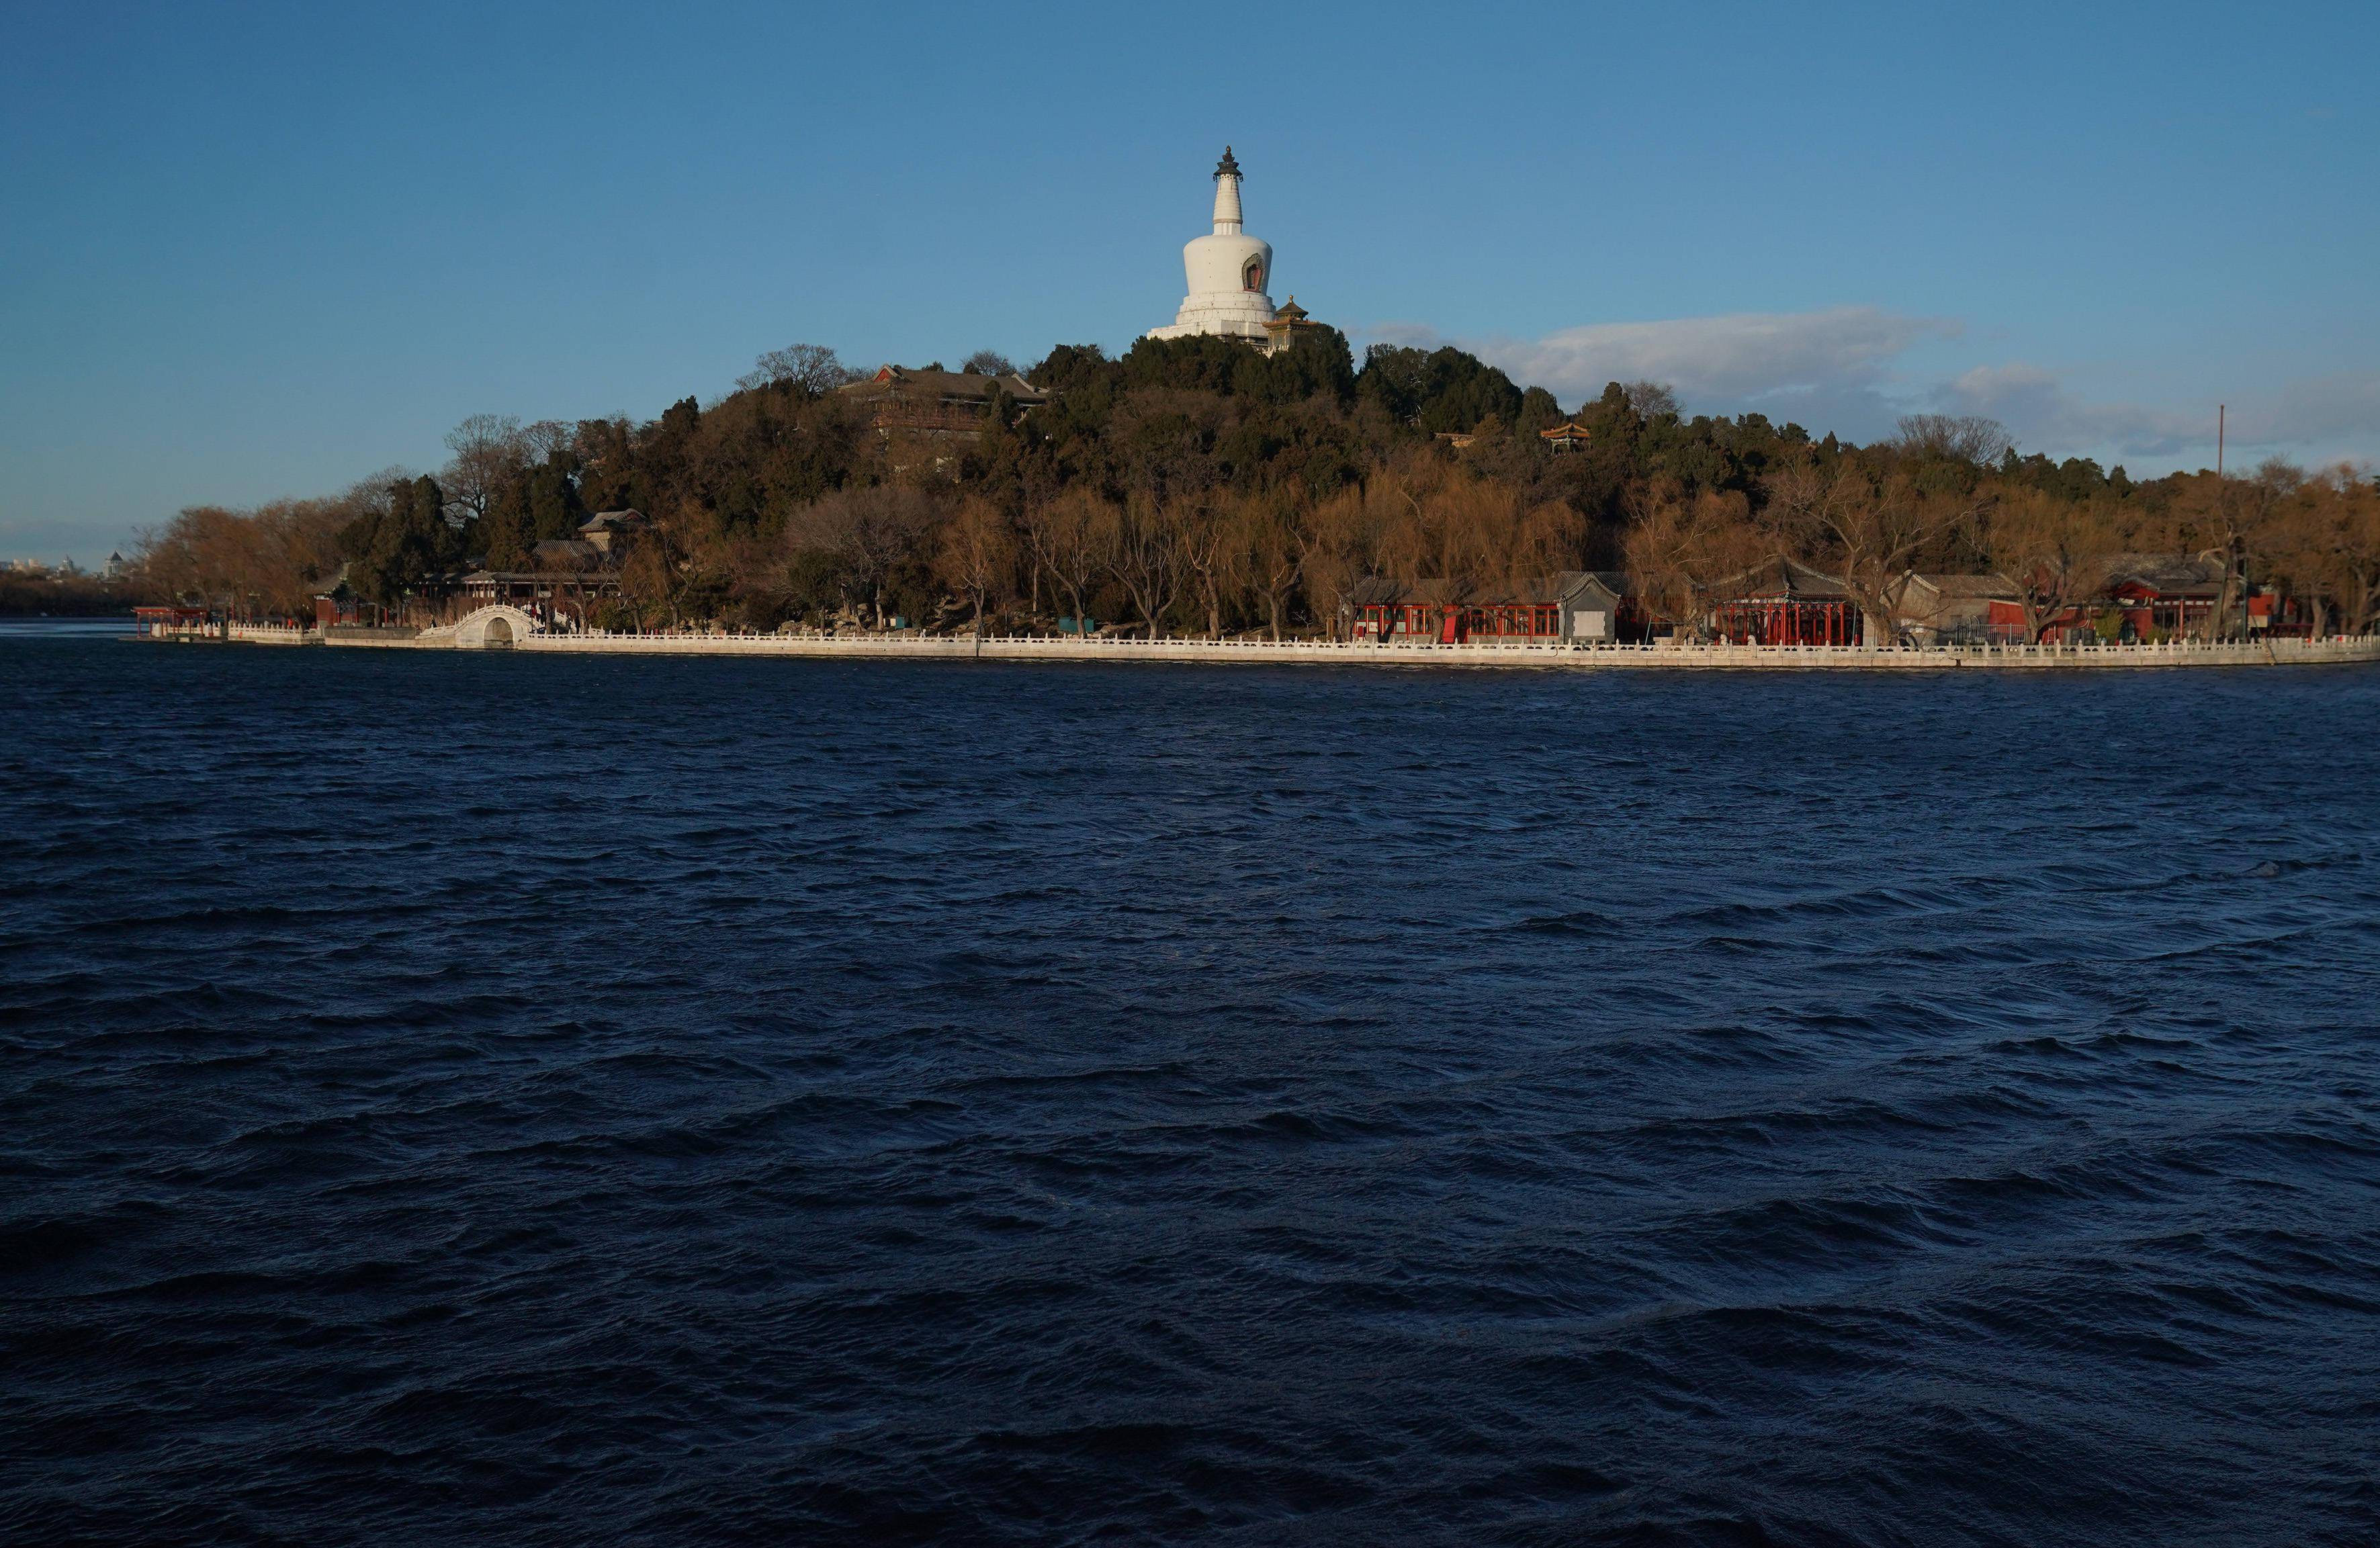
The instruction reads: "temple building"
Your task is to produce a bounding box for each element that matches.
[1711,559,1863,646]
[838,365,1047,440]
[1147,148,1321,357]
[1349,573,1642,644]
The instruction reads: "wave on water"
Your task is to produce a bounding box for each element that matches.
[5,639,2380,1545]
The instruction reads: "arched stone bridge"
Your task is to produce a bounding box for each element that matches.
[451,605,538,648]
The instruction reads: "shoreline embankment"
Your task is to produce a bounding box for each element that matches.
[134,618,2380,671]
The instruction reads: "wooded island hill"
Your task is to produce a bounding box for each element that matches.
[128,150,2380,651]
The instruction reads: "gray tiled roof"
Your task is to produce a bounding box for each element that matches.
[530,540,605,570]
[840,367,1049,406]
[2104,552,2223,597]
[1720,558,1849,600]
[1908,572,2020,599]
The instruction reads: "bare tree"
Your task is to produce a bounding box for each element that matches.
[136,496,356,622]
[1020,489,1110,636]
[1102,496,1184,639]
[1235,492,1305,641]
[616,536,674,630]
[1372,458,1550,610]
[739,344,859,396]
[1302,480,1399,639]
[1173,497,1239,638]
[441,414,525,526]
[2265,480,2334,639]
[1506,497,1589,596]
[1894,414,2013,467]
[936,498,1017,639]
[2260,463,2380,638]
[959,350,1017,377]
[1375,466,1492,608]
[1765,459,1986,643]
[605,500,716,631]
[1622,482,1767,642]
[519,419,576,465]
[1981,488,2115,641]
[2160,463,2295,639]
[1622,381,1681,420]
[786,485,942,627]
[2333,469,2380,635]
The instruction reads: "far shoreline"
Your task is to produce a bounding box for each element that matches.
[122,617,2380,673]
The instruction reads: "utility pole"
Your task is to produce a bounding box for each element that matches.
[2217,404,2225,476]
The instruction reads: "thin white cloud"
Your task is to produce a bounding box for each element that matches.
[1934,365,2207,459]
[1358,308,1959,440]
[1356,308,2380,472]
[2252,373,2380,446]
[1937,364,2380,464]
[1478,306,1958,404]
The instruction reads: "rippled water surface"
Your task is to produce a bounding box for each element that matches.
[5,637,2379,1545]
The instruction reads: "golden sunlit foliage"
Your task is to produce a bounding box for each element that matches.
[128,335,2380,640]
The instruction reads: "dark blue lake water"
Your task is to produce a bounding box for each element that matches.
[5,633,2378,1545]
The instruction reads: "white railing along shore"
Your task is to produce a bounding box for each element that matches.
[147,614,2380,669]
[502,629,2380,670]
[140,621,314,643]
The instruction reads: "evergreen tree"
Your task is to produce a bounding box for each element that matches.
[527,455,586,541]
[342,475,449,606]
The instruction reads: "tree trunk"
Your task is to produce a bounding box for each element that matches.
[2350,575,2380,636]
[2205,563,2238,641]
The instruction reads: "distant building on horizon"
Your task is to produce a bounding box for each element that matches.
[837,365,1048,441]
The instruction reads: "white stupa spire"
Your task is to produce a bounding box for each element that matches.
[1212,146,1244,234]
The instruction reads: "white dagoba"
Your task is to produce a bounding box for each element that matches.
[1146,147,1277,343]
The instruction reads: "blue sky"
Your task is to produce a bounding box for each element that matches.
[3,0,2375,559]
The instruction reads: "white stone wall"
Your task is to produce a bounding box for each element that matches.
[479,633,2380,672]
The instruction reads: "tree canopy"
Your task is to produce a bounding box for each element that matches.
[127,332,2379,643]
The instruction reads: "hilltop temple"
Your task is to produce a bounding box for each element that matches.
[1147,148,1324,357]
